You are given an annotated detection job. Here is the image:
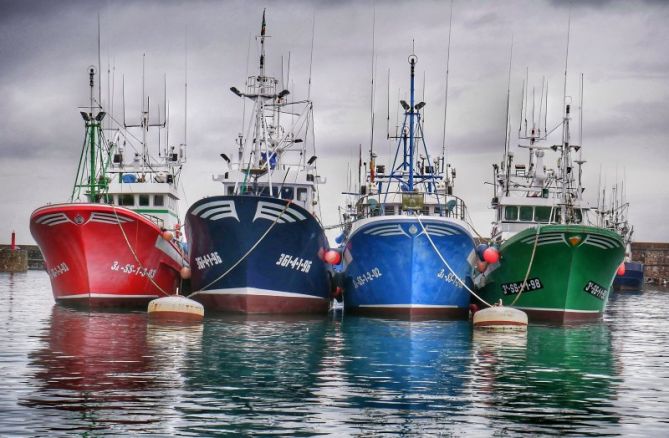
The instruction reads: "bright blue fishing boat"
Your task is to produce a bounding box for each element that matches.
[340,53,476,318]
[185,12,331,314]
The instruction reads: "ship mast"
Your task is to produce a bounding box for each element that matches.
[71,67,108,203]
[408,54,417,191]
[253,9,267,167]
[559,13,572,224]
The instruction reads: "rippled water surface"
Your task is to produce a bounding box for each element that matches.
[1,271,668,436]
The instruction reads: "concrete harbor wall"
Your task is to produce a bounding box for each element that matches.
[0,247,28,272]
[0,244,44,271]
[631,242,669,285]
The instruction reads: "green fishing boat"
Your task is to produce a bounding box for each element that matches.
[474,74,624,323]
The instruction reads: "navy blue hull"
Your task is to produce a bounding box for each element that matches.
[185,196,331,314]
[342,217,475,319]
[613,261,645,291]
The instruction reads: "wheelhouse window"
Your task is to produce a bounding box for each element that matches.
[534,207,551,223]
[139,194,150,206]
[258,186,279,197]
[519,206,533,222]
[421,205,430,216]
[297,188,308,202]
[384,205,395,216]
[154,195,164,207]
[227,185,235,195]
[504,206,518,221]
[280,187,294,200]
[119,194,134,206]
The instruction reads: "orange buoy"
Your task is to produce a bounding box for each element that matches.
[483,247,500,264]
[148,295,203,322]
[616,262,626,276]
[180,266,192,279]
[476,261,488,273]
[162,231,174,241]
[473,305,527,330]
[324,250,342,265]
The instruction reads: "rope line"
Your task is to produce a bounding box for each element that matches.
[111,204,170,296]
[193,200,293,293]
[510,224,541,306]
[416,216,493,308]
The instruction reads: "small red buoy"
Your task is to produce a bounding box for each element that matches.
[324,250,342,265]
[617,263,626,276]
[469,303,479,315]
[162,231,174,241]
[477,261,488,273]
[180,266,192,279]
[483,247,500,264]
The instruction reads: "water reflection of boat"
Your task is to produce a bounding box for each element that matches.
[22,306,162,431]
[338,317,472,433]
[471,323,619,433]
[179,315,330,435]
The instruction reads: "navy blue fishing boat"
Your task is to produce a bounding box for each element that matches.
[185,12,331,313]
[340,53,475,318]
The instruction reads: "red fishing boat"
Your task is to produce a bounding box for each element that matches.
[30,66,187,308]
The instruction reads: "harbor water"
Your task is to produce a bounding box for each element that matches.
[1,271,668,436]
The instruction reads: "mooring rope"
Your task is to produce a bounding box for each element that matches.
[510,224,541,306]
[111,204,171,296]
[193,200,293,293]
[416,215,494,308]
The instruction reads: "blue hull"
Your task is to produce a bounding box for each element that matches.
[342,217,475,319]
[613,261,645,291]
[185,196,331,313]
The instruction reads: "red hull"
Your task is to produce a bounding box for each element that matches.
[190,291,329,314]
[30,203,184,308]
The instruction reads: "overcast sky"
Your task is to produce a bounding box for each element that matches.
[1,0,668,245]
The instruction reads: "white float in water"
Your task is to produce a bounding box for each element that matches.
[148,295,204,322]
[473,305,528,330]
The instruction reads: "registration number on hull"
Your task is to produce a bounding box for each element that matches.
[352,267,382,289]
[501,277,543,295]
[584,281,607,300]
[111,261,157,279]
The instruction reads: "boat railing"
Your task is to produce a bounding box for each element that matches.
[141,213,165,229]
[356,192,467,221]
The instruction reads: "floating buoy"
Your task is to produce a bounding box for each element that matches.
[473,305,528,330]
[180,266,192,279]
[616,262,626,276]
[148,295,204,322]
[324,249,342,265]
[483,247,500,264]
[162,230,174,241]
[476,260,488,273]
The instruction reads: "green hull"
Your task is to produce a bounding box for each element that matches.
[477,225,624,322]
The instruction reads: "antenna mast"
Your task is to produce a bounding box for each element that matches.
[183,26,188,162]
[503,35,513,164]
[369,4,376,179]
[560,11,572,223]
[97,13,102,107]
[441,0,453,167]
[307,12,316,100]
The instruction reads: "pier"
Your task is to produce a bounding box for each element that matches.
[0,244,44,271]
[632,242,669,285]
